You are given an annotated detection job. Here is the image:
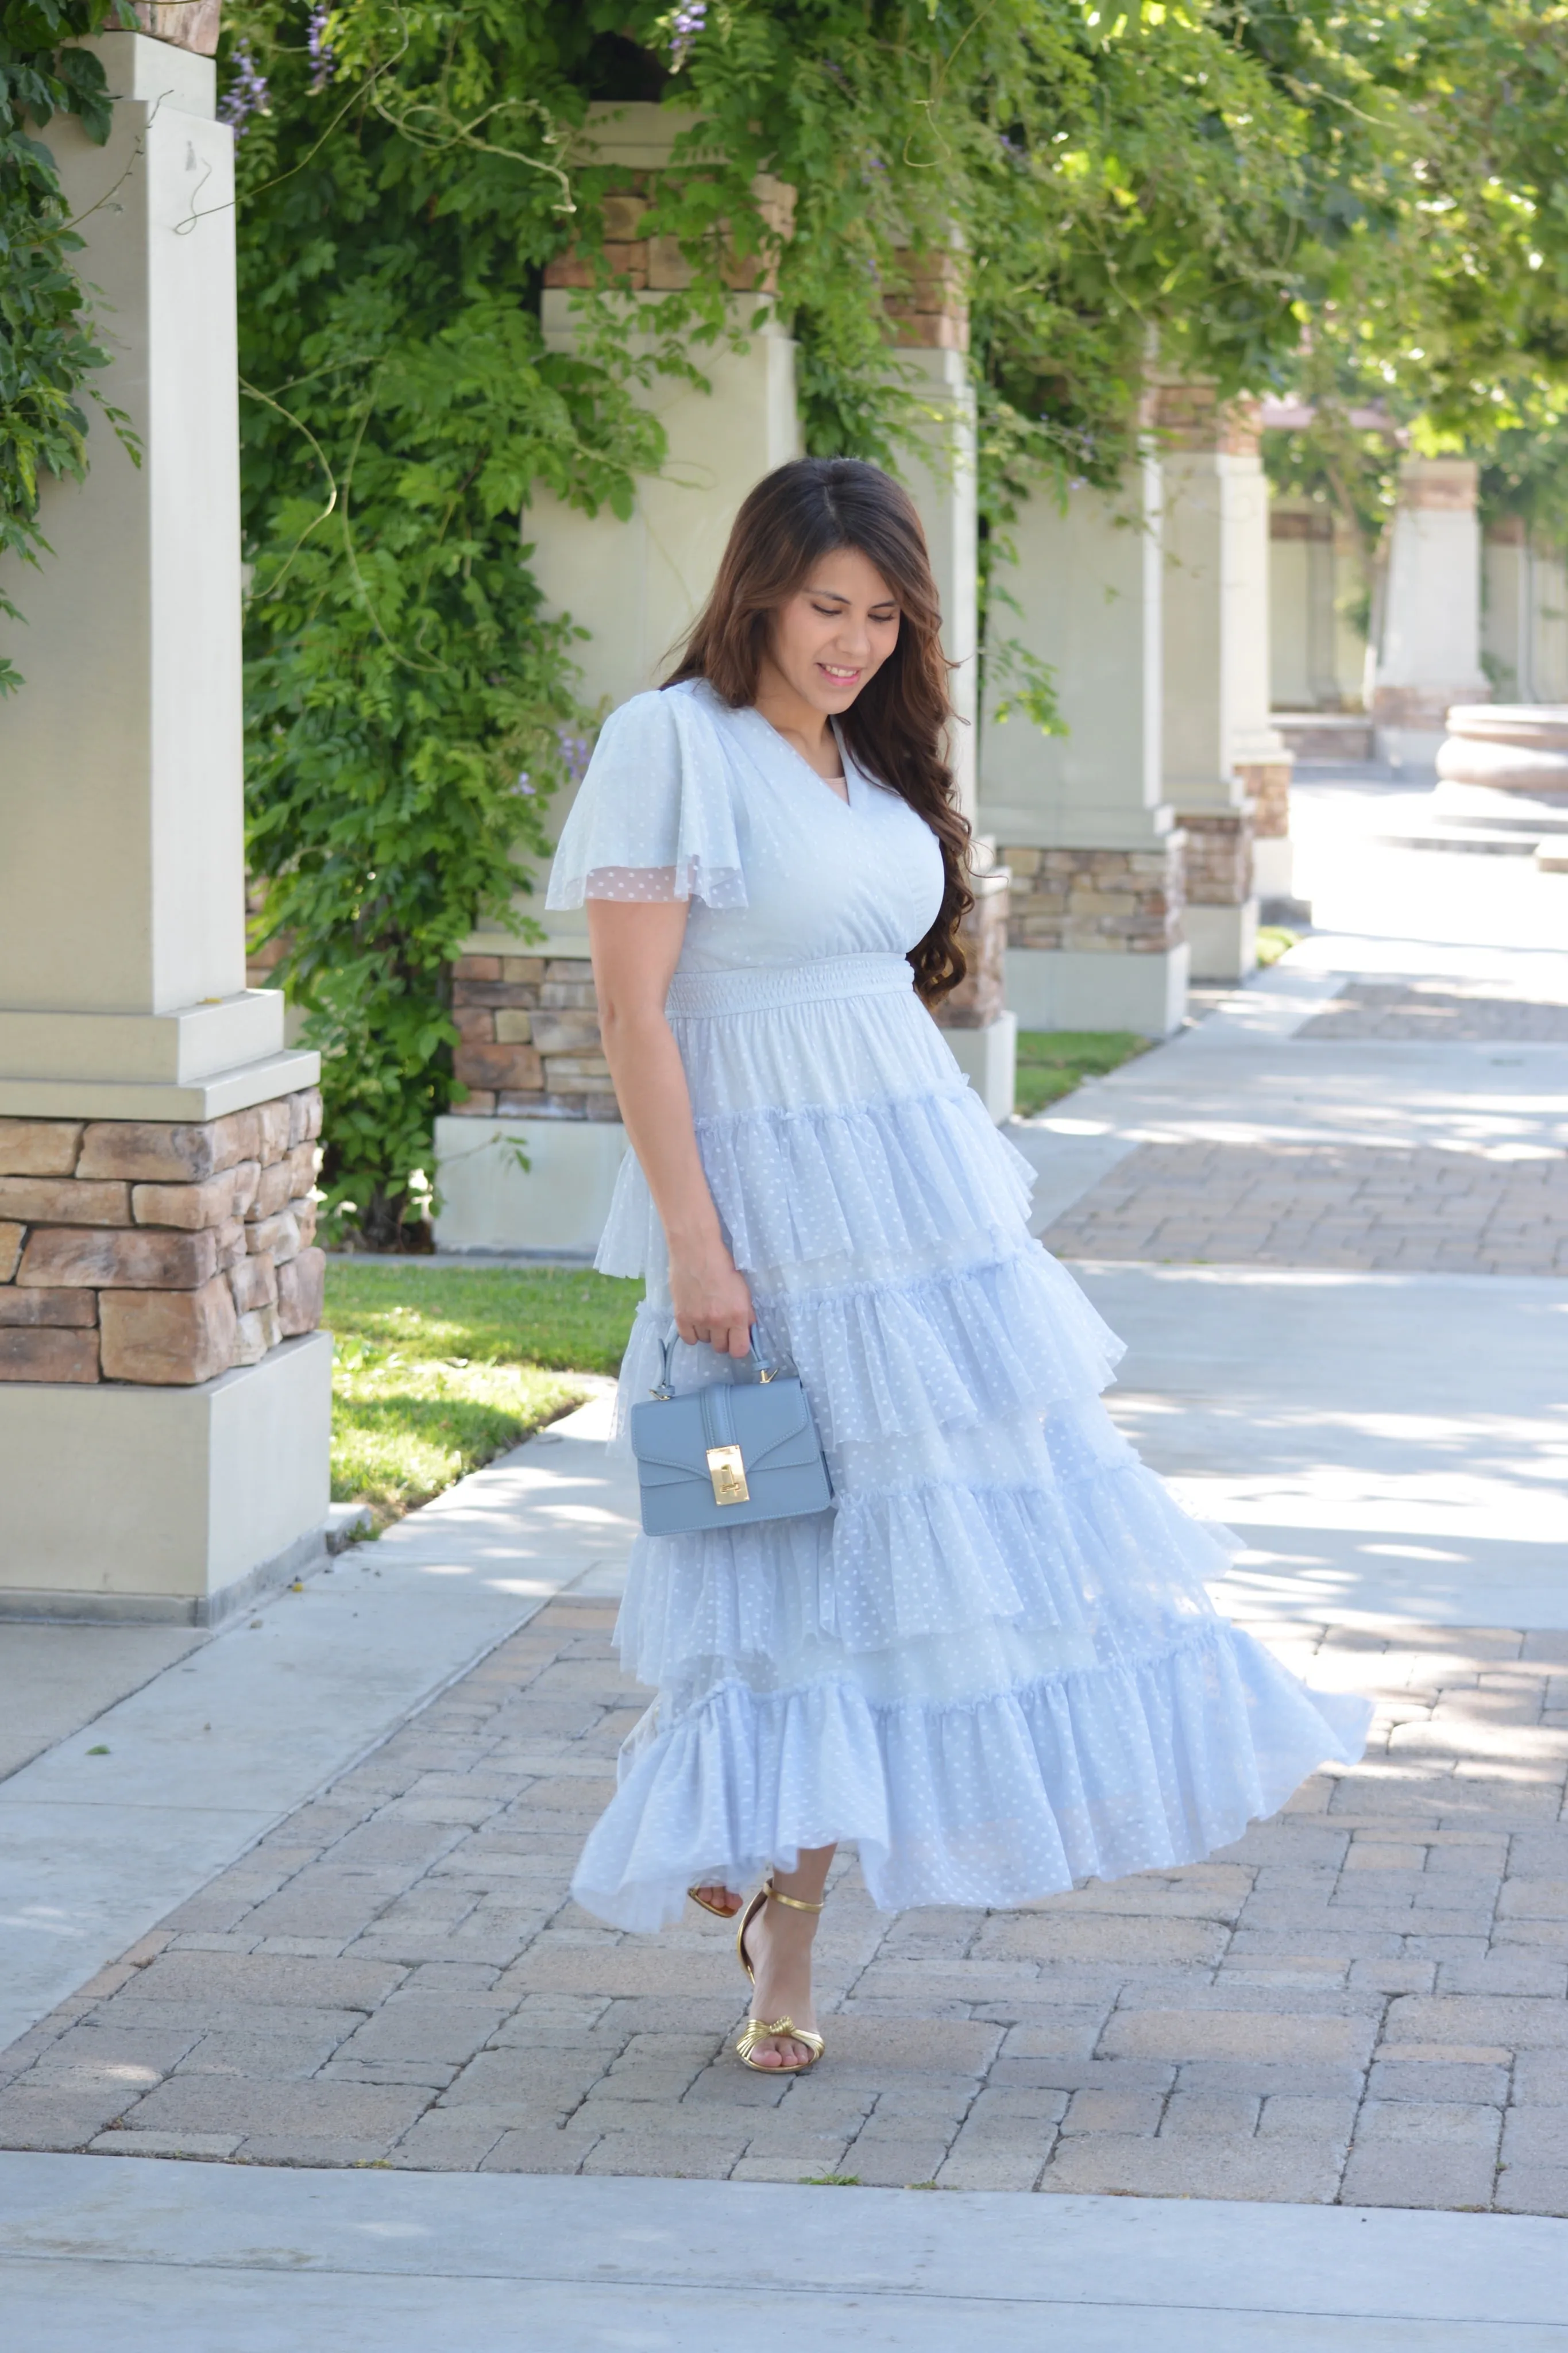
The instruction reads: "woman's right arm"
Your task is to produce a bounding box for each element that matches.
[587,898,754,1359]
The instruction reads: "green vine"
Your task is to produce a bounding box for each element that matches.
[0,0,135,695]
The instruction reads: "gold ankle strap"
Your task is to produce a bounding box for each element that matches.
[766,1883,824,1913]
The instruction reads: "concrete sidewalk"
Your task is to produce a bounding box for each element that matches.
[4,2158,1566,2350]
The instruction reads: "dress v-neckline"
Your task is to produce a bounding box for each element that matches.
[744,707,856,812]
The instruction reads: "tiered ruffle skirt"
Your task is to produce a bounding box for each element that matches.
[573,952,1370,1931]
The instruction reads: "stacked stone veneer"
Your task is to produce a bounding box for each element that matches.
[451,886,1010,1119]
[933,870,1009,1027]
[544,172,794,296]
[451,957,617,1121]
[1178,808,1254,907]
[0,1087,325,1386]
[999,840,1186,960]
[1239,759,1291,846]
[885,244,969,352]
[1152,379,1261,457]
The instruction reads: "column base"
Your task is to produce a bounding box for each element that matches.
[940,1012,1017,1124]
[1187,898,1260,983]
[1253,835,1295,903]
[1004,945,1189,1038]
[1375,724,1447,774]
[1374,684,1490,777]
[432,1116,628,1257]
[0,1330,332,1622]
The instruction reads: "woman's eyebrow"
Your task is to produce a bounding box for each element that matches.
[806,587,900,609]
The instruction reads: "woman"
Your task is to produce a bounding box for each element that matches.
[547,457,1370,2076]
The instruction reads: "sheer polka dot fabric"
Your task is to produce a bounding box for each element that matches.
[549,681,1372,1933]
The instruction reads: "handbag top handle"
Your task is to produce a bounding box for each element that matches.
[650,1323,777,1400]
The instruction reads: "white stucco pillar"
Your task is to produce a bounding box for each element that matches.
[980,452,1188,1039]
[1532,545,1568,703]
[1482,519,1529,701]
[880,241,1010,1112]
[882,238,979,825]
[1374,457,1489,767]
[0,36,310,1104]
[1480,518,1568,704]
[524,106,800,725]
[0,32,330,1621]
[437,103,805,1248]
[1268,499,1343,714]
[1269,494,1372,781]
[900,343,979,821]
[1157,388,1291,964]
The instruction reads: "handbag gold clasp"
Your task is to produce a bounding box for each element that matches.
[706,1444,749,1505]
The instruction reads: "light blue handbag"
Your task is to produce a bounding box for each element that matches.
[629,1326,833,1537]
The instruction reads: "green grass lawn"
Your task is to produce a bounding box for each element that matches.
[1014,1029,1152,1117]
[326,1262,642,1526]
[1256,925,1300,967]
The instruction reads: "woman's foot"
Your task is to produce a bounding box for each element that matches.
[739,1886,822,2070]
[689,1884,744,1918]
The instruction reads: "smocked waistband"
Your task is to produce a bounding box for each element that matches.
[666,952,916,1019]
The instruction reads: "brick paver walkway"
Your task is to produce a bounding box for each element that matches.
[1039,1141,1568,1274]
[3,1598,1565,2215]
[1298,982,1568,1043]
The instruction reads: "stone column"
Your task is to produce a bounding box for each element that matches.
[980,451,1188,1039]
[0,29,330,1621]
[1374,457,1489,767]
[435,103,800,1252]
[1481,517,1568,704]
[1269,499,1340,711]
[885,242,979,823]
[928,870,1015,1121]
[526,105,800,720]
[1157,385,1289,967]
[1269,499,1370,711]
[1482,517,1529,701]
[885,240,1012,1112]
[1532,543,1568,703]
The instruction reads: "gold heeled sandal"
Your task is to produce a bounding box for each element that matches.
[733,1879,827,2074]
[688,1884,743,1920]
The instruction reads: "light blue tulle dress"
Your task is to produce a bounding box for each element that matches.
[547,678,1371,1932]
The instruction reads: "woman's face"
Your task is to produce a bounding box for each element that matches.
[766,546,901,715]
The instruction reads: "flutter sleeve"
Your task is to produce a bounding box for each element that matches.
[544,686,746,911]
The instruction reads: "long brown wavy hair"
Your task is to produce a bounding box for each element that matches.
[665,457,972,1005]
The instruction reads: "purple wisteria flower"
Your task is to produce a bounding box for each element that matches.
[555,729,594,785]
[668,2,706,71]
[219,40,269,135]
[307,3,336,92]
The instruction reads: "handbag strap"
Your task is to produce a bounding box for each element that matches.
[651,1322,774,1399]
